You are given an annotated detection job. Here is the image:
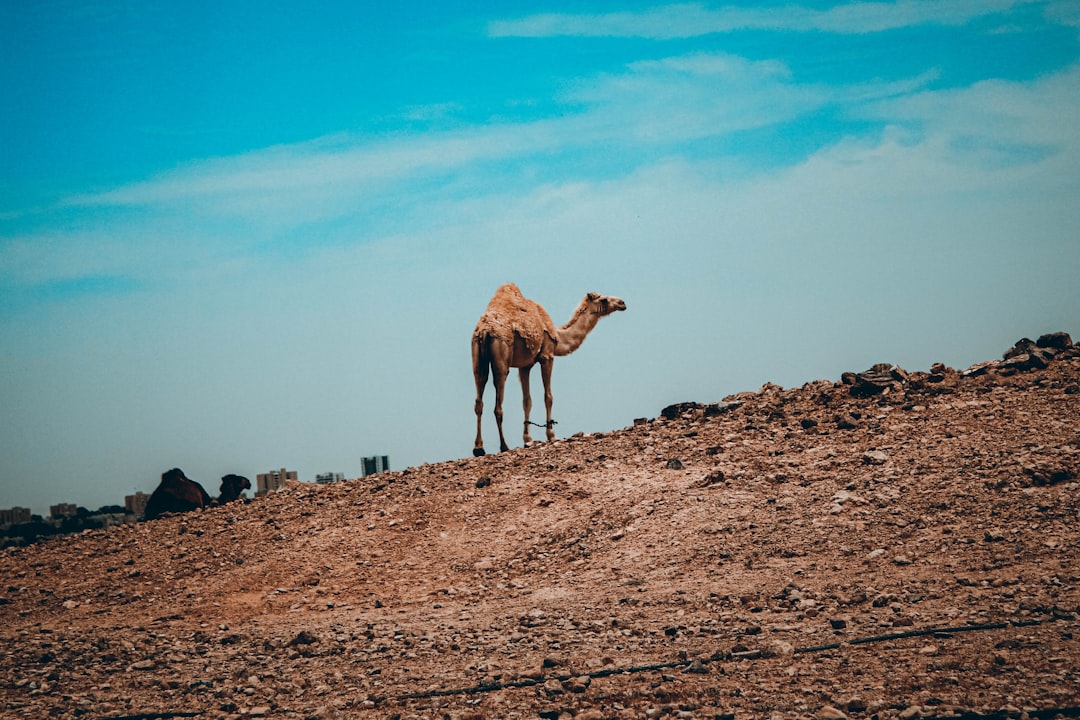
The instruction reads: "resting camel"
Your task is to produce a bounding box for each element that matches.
[472,283,626,456]
[144,468,212,520]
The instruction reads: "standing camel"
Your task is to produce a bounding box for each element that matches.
[472,283,626,456]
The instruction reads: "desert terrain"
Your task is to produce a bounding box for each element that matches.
[1,334,1078,720]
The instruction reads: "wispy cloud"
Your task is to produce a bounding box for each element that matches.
[489,0,1042,39]
[42,52,828,231]
[3,47,1074,298]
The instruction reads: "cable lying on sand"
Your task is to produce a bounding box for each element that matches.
[388,615,1074,703]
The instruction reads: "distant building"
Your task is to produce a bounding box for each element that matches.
[256,468,297,495]
[315,472,344,485]
[362,455,390,477]
[125,491,150,518]
[0,507,31,527]
[50,503,78,520]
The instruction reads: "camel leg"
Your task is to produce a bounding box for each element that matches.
[492,365,510,453]
[472,338,489,456]
[486,338,512,453]
[540,356,556,442]
[519,365,533,447]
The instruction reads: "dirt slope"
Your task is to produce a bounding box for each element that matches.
[2,337,1078,720]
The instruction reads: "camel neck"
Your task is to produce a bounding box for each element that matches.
[554,300,600,356]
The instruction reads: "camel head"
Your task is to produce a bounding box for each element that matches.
[586,292,627,316]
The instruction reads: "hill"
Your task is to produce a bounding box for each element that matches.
[2,335,1078,720]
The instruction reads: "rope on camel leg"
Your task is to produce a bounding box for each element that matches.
[525,420,557,429]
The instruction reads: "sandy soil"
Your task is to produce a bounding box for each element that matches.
[2,337,1078,720]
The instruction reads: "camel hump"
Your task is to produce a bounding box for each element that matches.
[475,283,556,360]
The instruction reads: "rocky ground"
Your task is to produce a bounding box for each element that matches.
[1,335,1078,720]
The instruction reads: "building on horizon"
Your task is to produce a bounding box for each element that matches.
[362,455,390,477]
[256,468,297,495]
[0,507,31,527]
[125,491,150,518]
[315,472,344,485]
[50,503,78,520]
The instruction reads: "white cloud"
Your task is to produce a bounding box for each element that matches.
[856,62,1080,171]
[489,0,1042,39]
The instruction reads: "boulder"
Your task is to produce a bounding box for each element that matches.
[1036,331,1072,350]
[844,363,908,397]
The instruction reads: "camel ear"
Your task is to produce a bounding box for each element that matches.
[586,292,600,301]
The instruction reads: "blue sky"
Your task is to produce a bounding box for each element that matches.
[2,1,1078,515]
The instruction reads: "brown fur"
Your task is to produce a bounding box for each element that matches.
[472,283,625,456]
[143,468,212,520]
[218,474,251,504]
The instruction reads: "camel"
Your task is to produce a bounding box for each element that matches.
[143,468,212,520]
[472,283,626,456]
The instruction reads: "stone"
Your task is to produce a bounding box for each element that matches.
[683,659,709,674]
[829,617,848,630]
[862,451,889,466]
[1037,331,1072,349]
[543,678,565,695]
[289,631,319,646]
[846,697,868,713]
[661,402,702,420]
[846,363,907,397]
[817,705,848,720]
[836,414,859,430]
[665,458,684,470]
[760,640,794,658]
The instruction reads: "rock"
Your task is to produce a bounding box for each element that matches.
[665,458,684,470]
[543,678,565,695]
[129,659,155,671]
[1037,331,1072,349]
[846,697,868,713]
[836,414,859,430]
[817,705,848,720]
[289,631,319,646]
[800,418,819,429]
[862,450,889,466]
[475,476,492,489]
[829,617,848,630]
[1022,459,1076,486]
[683,659,709,674]
[845,363,907,397]
[565,675,591,693]
[661,402,702,420]
[760,640,794,658]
